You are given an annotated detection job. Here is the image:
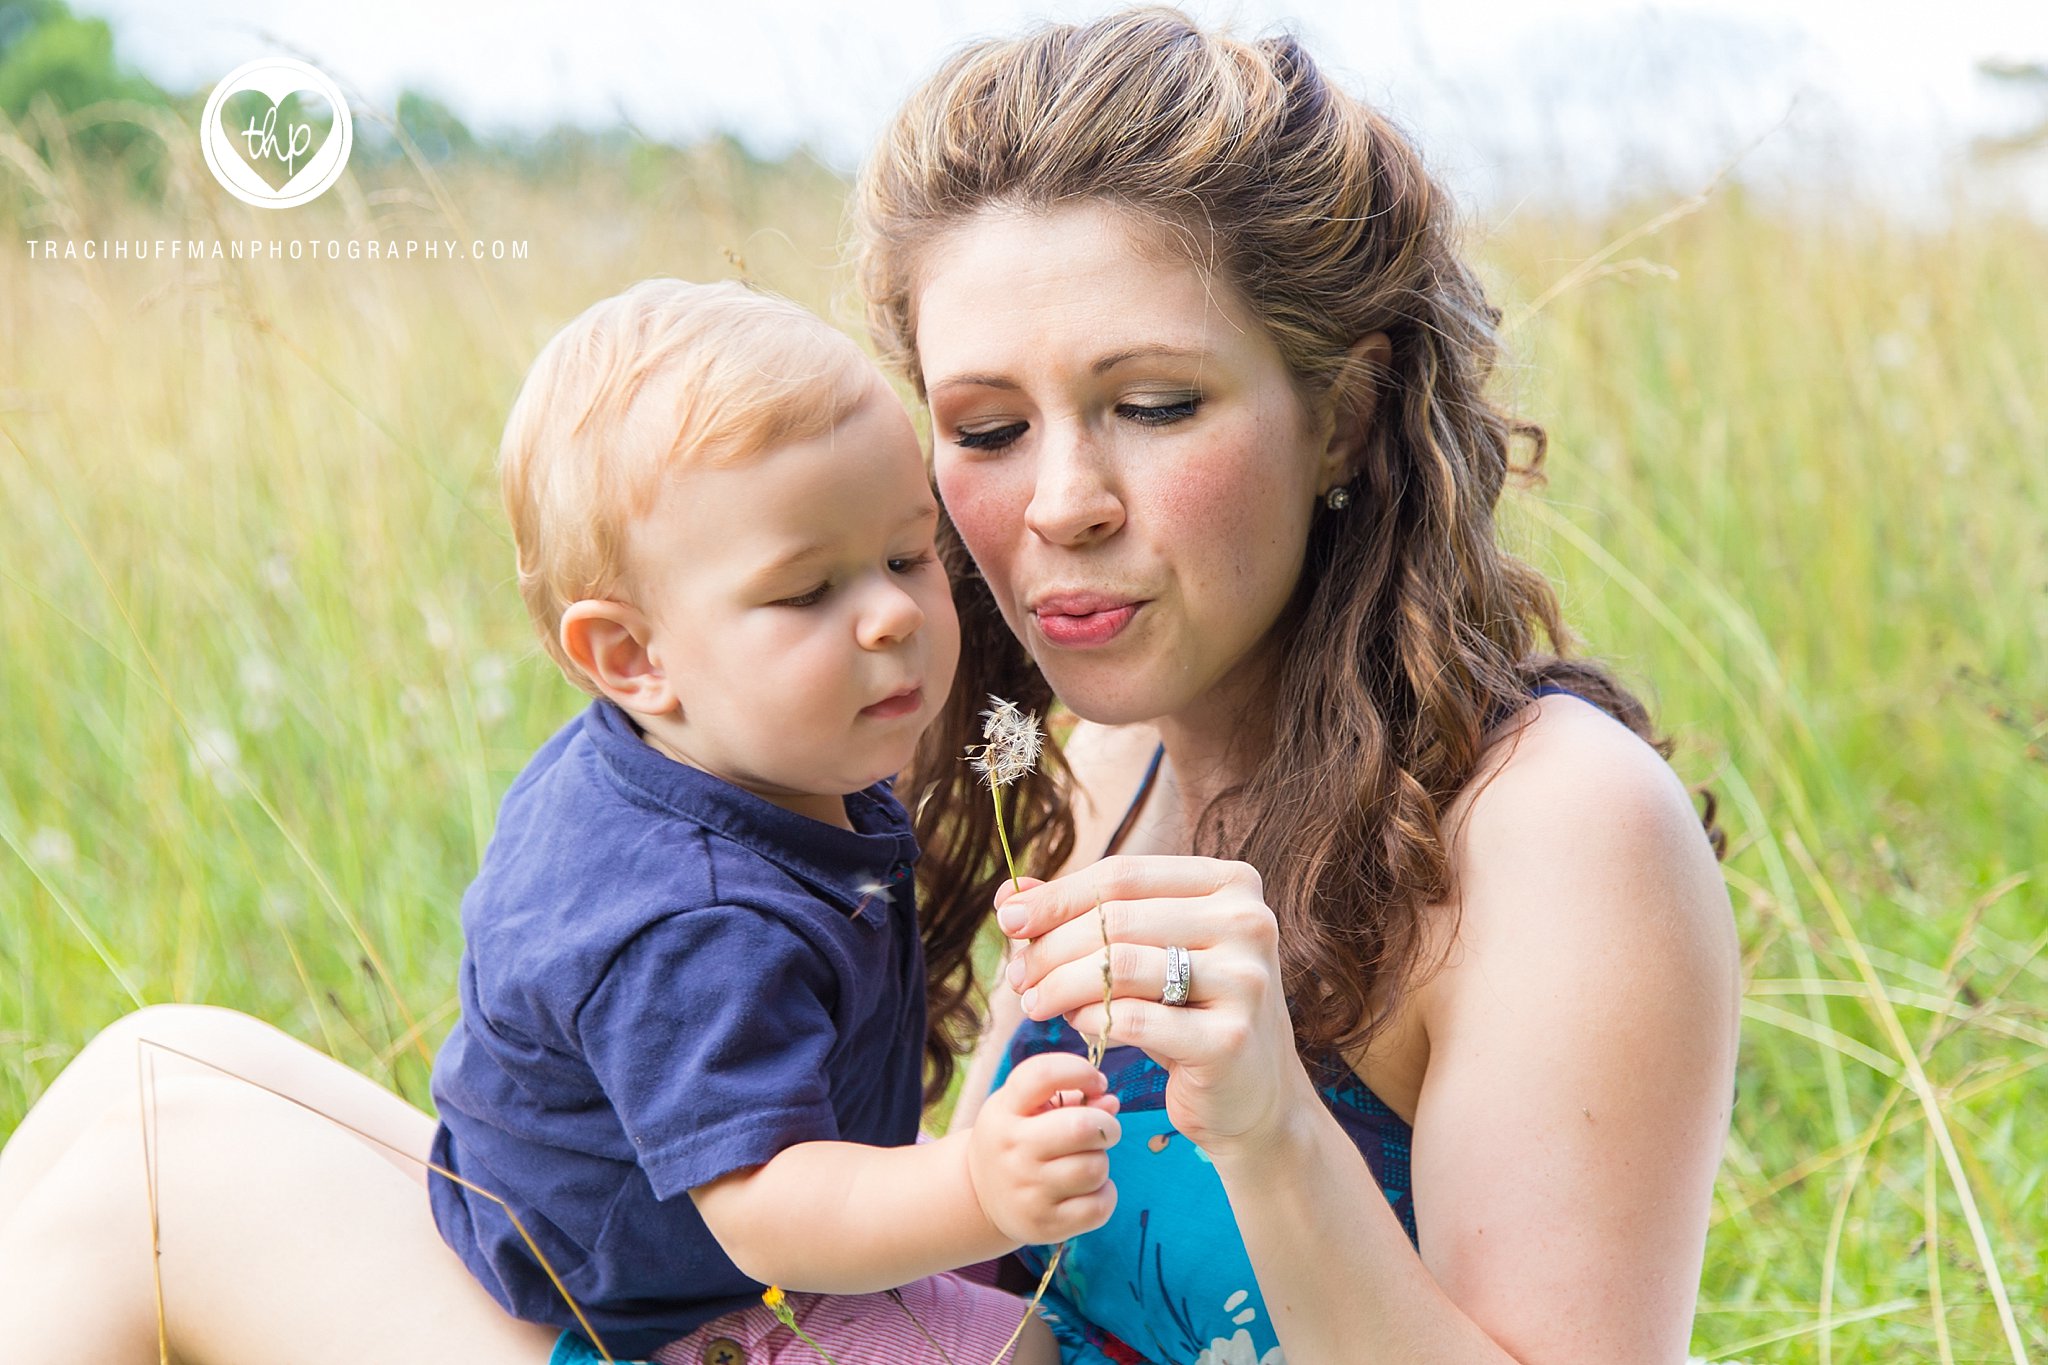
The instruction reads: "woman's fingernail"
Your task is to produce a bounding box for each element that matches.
[997,903,1023,933]
[1020,988,1039,1014]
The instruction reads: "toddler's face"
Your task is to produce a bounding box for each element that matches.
[624,377,959,823]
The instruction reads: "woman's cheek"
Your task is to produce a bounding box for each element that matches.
[935,461,1019,586]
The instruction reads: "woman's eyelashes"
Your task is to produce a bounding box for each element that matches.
[774,551,937,609]
[955,421,1026,451]
[1118,393,1201,425]
[949,392,1203,451]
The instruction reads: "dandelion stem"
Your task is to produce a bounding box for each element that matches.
[990,782,1021,897]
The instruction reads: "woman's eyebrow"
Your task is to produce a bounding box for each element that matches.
[1092,344,1208,372]
[928,371,1018,396]
[929,345,1209,396]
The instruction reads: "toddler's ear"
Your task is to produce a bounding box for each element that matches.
[560,600,678,718]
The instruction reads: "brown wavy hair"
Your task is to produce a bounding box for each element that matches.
[853,6,1726,1110]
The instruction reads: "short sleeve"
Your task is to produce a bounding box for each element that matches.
[575,905,842,1200]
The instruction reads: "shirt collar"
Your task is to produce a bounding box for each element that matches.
[583,700,919,923]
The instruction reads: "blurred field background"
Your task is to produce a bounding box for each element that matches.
[2,1,2045,1360]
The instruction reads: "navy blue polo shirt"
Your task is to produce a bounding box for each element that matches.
[427,698,926,1356]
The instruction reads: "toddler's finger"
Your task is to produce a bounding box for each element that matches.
[1047,1179,1119,1237]
[1036,1148,1112,1198]
[999,1051,1107,1113]
[1018,1098,1122,1160]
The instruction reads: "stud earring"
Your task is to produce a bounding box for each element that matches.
[1323,485,1352,511]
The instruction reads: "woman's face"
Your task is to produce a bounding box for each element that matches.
[916,199,1343,727]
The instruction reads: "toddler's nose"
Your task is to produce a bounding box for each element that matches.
[859,578,925,650]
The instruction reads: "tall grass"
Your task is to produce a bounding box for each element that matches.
[2,103,2042,1362]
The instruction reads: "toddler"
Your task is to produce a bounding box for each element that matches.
[427,279,1121,1365]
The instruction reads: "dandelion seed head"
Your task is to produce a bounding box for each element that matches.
[969,695,1043,788]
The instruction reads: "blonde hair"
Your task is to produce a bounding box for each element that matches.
[852,6,1721,1109]
[498,278,876,689]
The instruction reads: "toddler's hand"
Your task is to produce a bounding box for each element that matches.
[967,1050,1121,1247]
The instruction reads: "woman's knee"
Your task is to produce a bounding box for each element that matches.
[90,1002,283,1070]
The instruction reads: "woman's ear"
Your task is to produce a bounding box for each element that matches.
[1316,331,1393,495]
[560,600,679,718]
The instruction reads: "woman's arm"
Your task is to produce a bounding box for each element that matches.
[1212,704,1740,1363]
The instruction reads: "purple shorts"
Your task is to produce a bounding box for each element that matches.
[550,1257,1036,1364]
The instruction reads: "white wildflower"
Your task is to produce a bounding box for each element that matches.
[419,600,456,654]
[476,688,511,725]
[473,652,512,725]
[186,721,245,797]
[239,651,284,733]
[260,886,306,928]
[1871,330,1913,371]
[26,826,76,870]
[968,695,1043,788]
[399,684,434,720]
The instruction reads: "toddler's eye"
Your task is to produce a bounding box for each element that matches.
[777,583,829,608]
[888,552,937,574]
[1118,394,1201,425]
[955,422,1026,451]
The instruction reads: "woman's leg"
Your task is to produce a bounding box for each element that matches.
[0,1003,431,1226]
[0,1070,562,1362]
[0,1005,561,1362]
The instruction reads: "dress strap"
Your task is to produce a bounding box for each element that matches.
[1101,742,1167,860]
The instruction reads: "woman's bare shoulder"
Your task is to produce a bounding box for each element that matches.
[1427,691,1736,1014]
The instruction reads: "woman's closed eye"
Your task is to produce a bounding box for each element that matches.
[1117,393,1201,425]
[955,421,1026,451]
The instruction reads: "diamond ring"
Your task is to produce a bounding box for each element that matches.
[1162,944,1192,1007]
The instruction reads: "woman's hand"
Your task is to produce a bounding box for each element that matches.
[966,1051,1122,1246]
[995,856,1315,1161]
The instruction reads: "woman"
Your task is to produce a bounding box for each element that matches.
[0,9,1737,1363]
[866,13,1737,1362]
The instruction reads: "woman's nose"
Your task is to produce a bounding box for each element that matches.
[1024,421,1124,547]
[858,575,926,650]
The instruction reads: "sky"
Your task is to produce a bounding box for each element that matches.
[71,0,2048,215]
